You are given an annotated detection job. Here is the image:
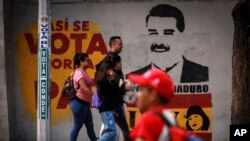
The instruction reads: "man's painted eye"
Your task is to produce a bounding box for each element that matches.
[149,32,158,35]
[148,29,158,35]
[164,29,175,35]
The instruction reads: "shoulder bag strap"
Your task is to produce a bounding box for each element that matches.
[154,111,175,141]
[72,69,80,90]
[154,111,173,127]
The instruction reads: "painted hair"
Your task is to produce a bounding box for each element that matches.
[185,105,210,131]
[146,4,185,32]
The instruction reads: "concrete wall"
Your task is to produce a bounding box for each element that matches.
[6,0,237,140]
[0,0,10,140]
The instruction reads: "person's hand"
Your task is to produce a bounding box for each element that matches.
[119,79,124,87]
[124,79,134,91]
[108,70,116,80]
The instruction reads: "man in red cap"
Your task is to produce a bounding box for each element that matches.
[128,68,176,141]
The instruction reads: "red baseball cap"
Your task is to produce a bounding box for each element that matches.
[128,68,174,100]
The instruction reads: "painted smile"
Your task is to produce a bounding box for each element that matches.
[150,43,170,53]
[192,124,197,127]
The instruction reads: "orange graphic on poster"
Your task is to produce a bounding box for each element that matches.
[126,106,212,133]
[16,18,108,125]
[125,93,212,141]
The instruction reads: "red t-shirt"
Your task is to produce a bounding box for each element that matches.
[130,106,176,141]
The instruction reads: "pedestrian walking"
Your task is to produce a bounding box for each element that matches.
[70,53,97,141]
[96,36,133,141]
[128,68,176,141]
[95,59,118,141]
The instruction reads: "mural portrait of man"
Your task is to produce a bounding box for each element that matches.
[129,4,209,83]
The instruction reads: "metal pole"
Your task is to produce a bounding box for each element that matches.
[37,0,51,140]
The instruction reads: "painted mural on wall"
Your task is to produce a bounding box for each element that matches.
[129,4,208,83]
[16,3,212,141]
[125,4,212,141]
[16,19,108,124]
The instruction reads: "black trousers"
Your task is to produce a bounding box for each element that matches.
[114,105,131,141]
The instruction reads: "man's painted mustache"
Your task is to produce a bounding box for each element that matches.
[150,43,170,53]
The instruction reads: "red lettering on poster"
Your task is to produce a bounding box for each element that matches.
[56,96,69,109]
[63,59,72,69]
[73,20,81,31]
[51,58,62,69]
[88,59,94,69]
[87,33,107,55]
[70,33,87,53]
[82,21,89,31]
[25,33,37,54]
[52,33,69,54]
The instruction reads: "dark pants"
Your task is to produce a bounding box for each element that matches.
[114,105,131,141]
[70,98,97,141]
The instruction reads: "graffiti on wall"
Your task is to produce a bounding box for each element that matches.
[16,19,108,124]
[129,4,208,83]
[126,4,212,141]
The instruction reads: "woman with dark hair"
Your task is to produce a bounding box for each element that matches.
[95,53,133,141]
[70,53,97,141]
[108,53,132,141]
[95,59,118,141]
[185,105,210,131]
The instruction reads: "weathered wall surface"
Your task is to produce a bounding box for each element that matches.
[8,0,236,140]
[0,0,10,140]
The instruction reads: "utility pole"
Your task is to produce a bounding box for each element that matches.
[37,0,51,140]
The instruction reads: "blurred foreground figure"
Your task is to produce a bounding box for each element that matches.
[128,68,176,141]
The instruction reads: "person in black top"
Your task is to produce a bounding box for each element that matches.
[96,36,133,141]
[109,53,133,141]
[95,59,118,141]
